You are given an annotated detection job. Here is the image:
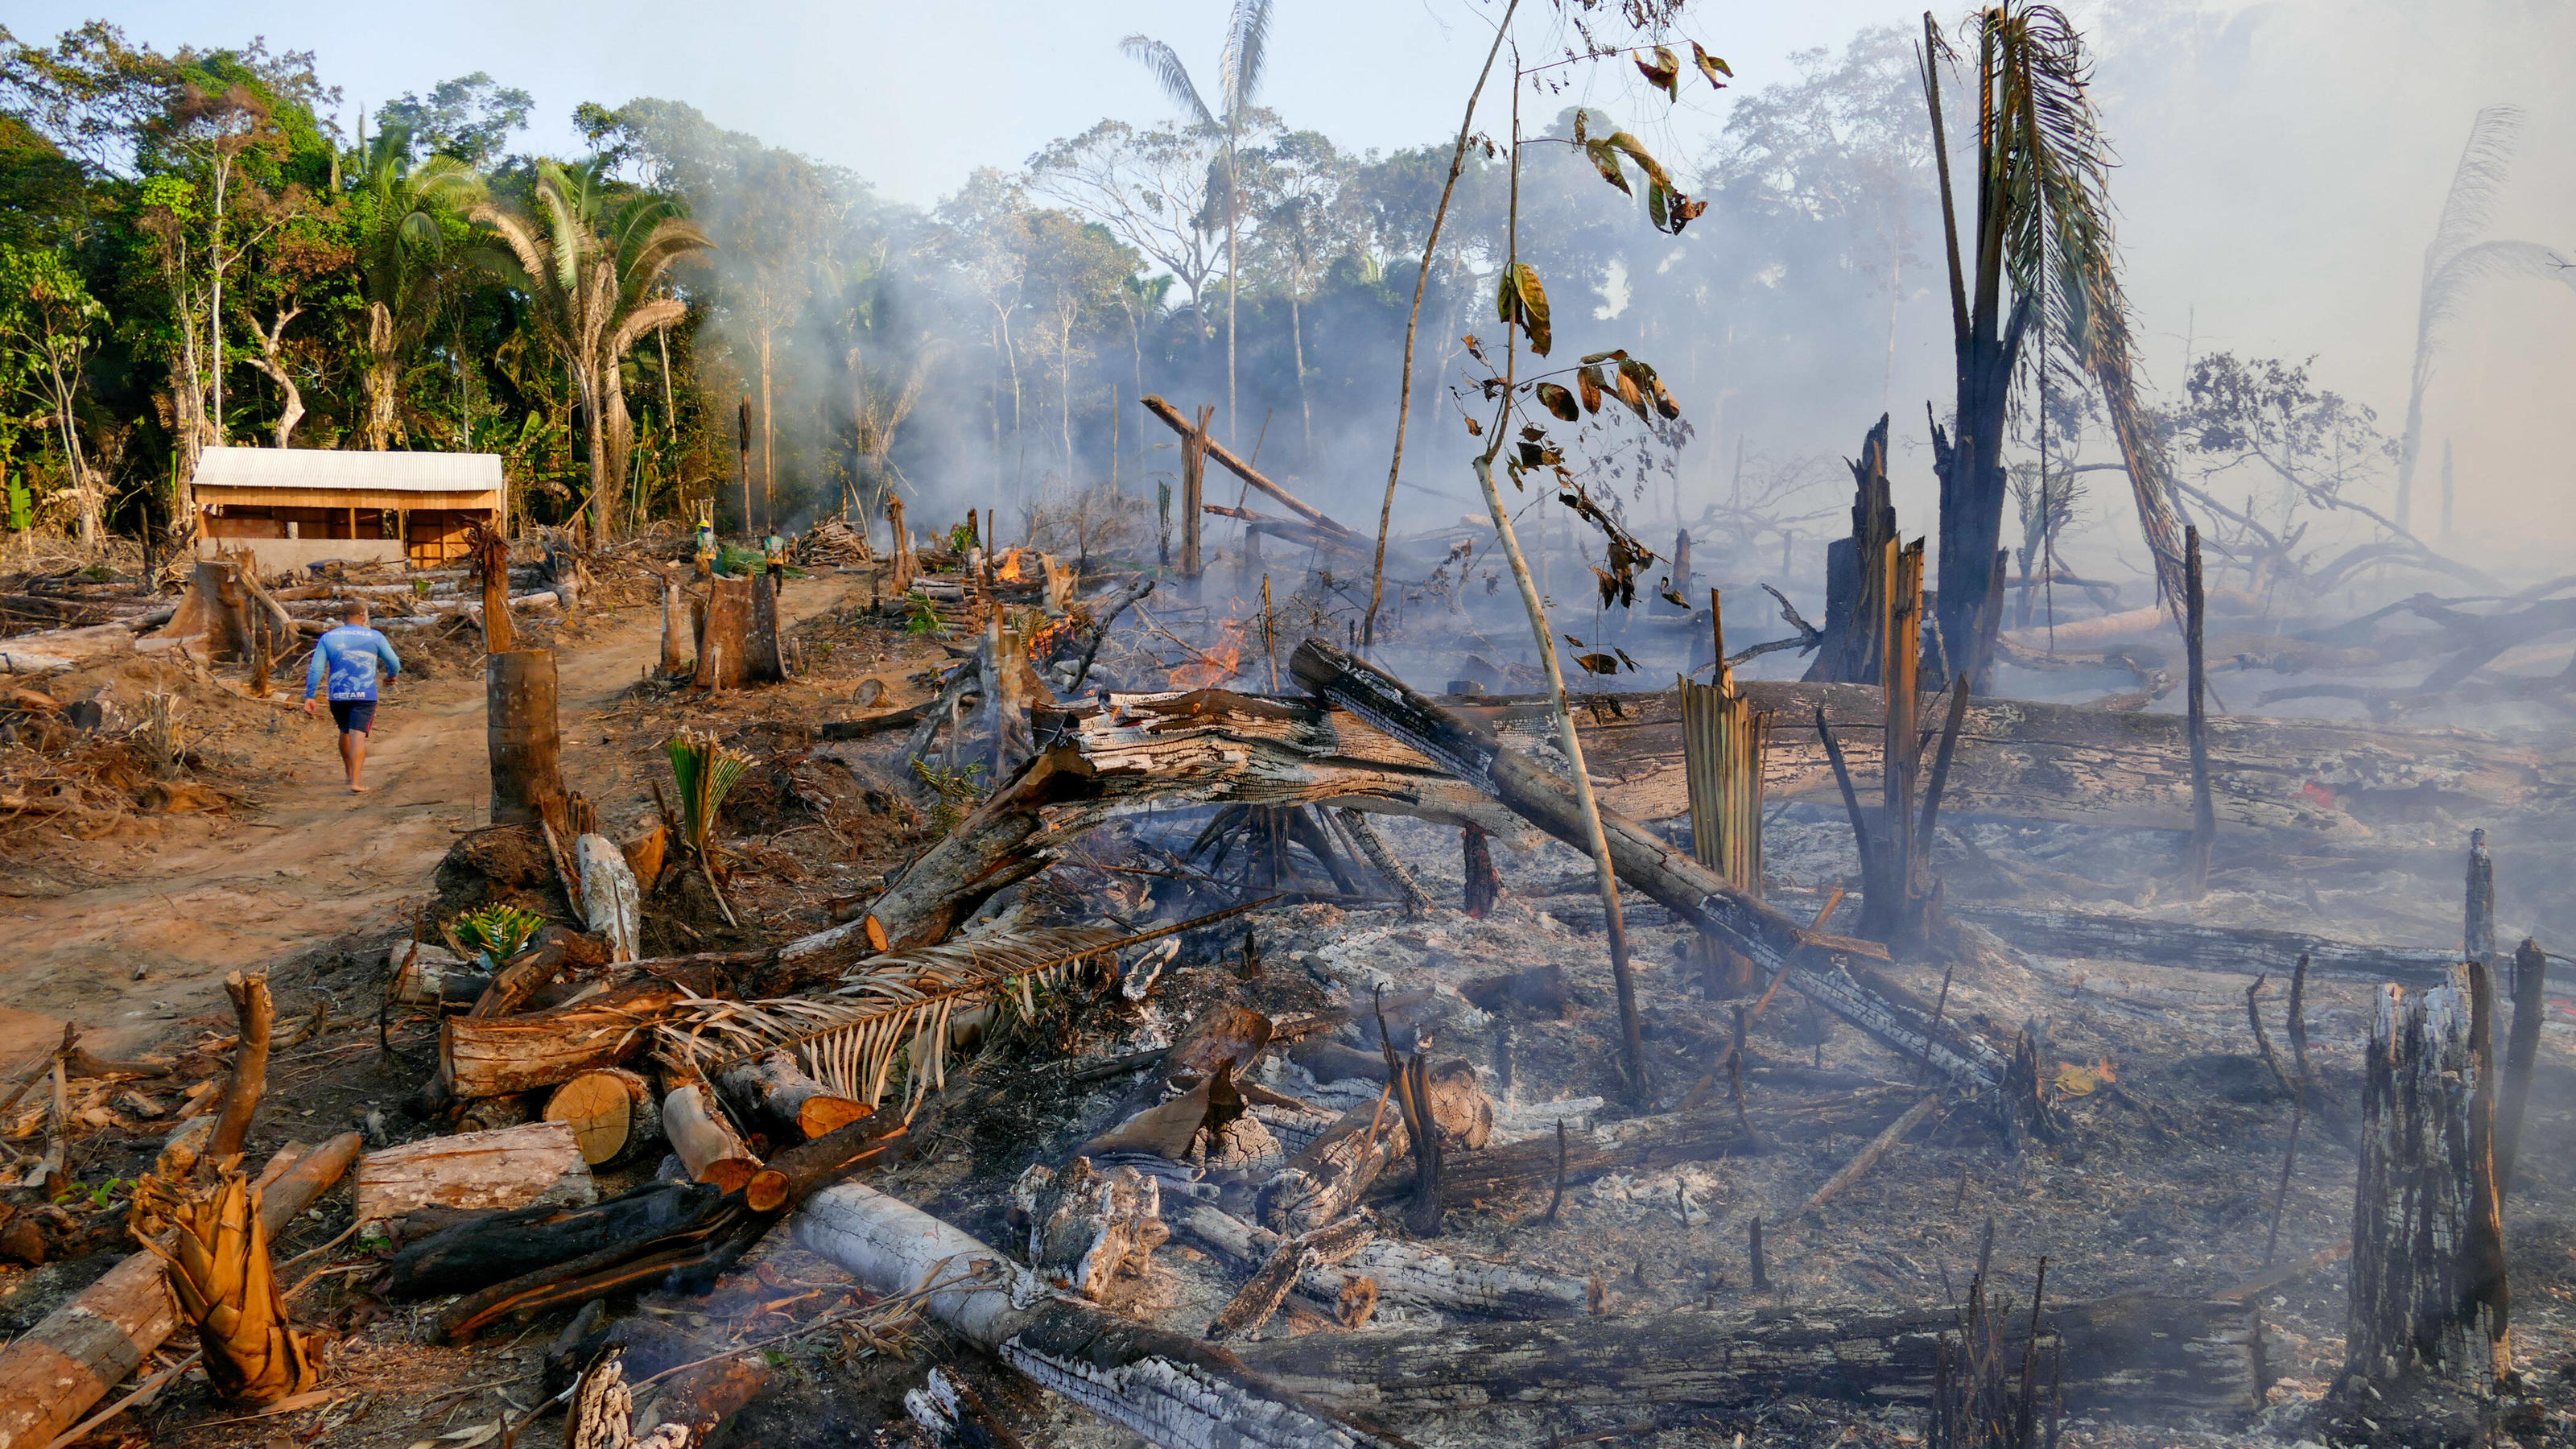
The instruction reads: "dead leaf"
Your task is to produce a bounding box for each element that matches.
[1578,365,1604,414]
[1637,45,1681,100]
[1574,652,1623,676]
[1692,41,1732,87]
[1534,382,1580,422]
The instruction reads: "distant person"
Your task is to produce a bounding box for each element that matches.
[764,531,789,595]
[301,601,402,795]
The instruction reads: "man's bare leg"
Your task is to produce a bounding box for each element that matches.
[345,730,369,793]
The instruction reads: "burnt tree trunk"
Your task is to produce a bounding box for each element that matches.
[486,650,568,829]
[2340,966,2509,1442]
[747,572,786,683]
[1461,824,1501,919]
[2499,939,2545,1194]
[1806,415,1897,685]
[1232,1292,2259,1417]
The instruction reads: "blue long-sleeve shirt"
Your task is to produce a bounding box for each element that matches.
[305,625,402,701]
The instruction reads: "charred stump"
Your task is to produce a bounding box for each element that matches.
[2337,967,2510,1445]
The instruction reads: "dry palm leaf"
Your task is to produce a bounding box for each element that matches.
[659,905,1260,1110]
[129,1169,316,1403]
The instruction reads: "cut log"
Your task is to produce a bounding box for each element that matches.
[1231,1293,2261,1417]
[1290,642,2004,1091]
[793,1179,1402,1448]
[717,1051,867,1141]
[1204,1213,1376,1340]
[486,649,568,828]
[543,1068,663,1168]
[663,1081,758,1186]
[575,832,642,963]
[1180,1203,1587,1319]
[440,967,726,1100]
[388,942,489,1007]
[387,1180,731,1300]
[352,1120,596,1228]
[0,1134,357,1448]
[0,622,138,675]
[1260,1098,1405,1236]
[1010,1157,1170,1301]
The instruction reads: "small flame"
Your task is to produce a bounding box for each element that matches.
[1168,620,1248,690]
[994,547,1034,584]
[2053,1058,2117,1096]
[1026,615,1080,663]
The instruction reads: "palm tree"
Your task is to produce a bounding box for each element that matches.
[1123,0,1274,444]
[2392,105,2576,532]
[351,122,485,452]
[473,159,709,539]
[1919,3,2188,682]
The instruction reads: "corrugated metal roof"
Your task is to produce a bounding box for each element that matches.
[192,446,504,494]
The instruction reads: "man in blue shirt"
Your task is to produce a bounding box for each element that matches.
[302,601,402,794]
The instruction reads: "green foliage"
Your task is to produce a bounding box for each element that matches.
[453,903,544,961]
[54,1177,130,1211]
[665,729,753,854]
[902,591,939,635]
[716,543,766,576]
[910,758,989,834]
[945,520,979,553]
[4,474,29,533]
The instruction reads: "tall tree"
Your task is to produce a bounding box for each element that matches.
[377,71,530,168]
[472,159,709,539]
[350,124,483,450]
[2392,105,2576,533]
[0,243,106,544]
[1122,0,1274,443]
[1919,2,2186,683]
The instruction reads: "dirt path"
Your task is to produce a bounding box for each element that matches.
[0,573,866,1061]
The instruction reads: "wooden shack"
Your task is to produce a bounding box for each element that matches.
[190,447,506,572]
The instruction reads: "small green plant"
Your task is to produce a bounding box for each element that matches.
[3,474,30,534]
[911,758,989,834]
[903,591,939,636]
[946,520,979,553]
[56,1178,130,1211]
[667,729,755,927]
[452,904,545,963]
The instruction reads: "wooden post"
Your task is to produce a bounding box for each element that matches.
[1462,824,1501,919]
[1179,403,1211,580]
[486,650,568,828]
[746,572,786,683]
[2498,938,2545,1193]
[1856,539,1926,947]
[2185,526,2215,894]
[2462,828,2495,972]
[696,577,752,691]
[2342,966,2509,1430]
[659,581,688,673]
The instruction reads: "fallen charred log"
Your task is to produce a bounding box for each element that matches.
[1230,1293,2262,1418]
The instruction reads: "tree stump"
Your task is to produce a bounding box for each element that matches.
[486,650,568,828]
[1462,824,1501,919]
[695,577,752,690]
[2339,967,2509,1443]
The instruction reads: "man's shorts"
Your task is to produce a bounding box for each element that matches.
[328,700,378,735]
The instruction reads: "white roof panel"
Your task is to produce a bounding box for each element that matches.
[192,446,504,494]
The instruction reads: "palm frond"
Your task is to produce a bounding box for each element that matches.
[658,904,1260,1109]
[1121,35,1218,128]
[1224,0,1276,121]
[2421,237,2576,337]
[665,729,752,854]
[2426,105,2524,275]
